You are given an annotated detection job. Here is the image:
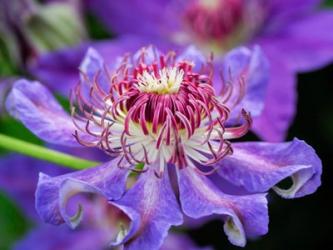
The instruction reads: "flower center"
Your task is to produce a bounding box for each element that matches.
[72,47,251,176]
[136,67,184,94]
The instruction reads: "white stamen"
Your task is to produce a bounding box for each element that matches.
[136,67,184,94]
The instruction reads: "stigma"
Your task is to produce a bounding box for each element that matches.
[72,47,251,176]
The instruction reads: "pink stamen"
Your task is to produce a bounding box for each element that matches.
[71,46,251,176]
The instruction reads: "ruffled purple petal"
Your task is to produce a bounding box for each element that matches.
[217,138,322,198]
[115,168,183,250]
[218,46,269,119]
[5,79,80,146]
[35,159,129,225]
[177,168,268,247]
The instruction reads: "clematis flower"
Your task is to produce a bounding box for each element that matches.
[87,0,333,141]
[6,46,321,249]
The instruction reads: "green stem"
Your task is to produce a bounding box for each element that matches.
[0,134,100,170]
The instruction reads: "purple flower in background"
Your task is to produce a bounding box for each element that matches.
[15,223,210,250]
[6,46,321,249]
[0,155,68,219]
[87,0,333,141]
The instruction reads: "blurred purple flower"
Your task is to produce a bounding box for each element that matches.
[6,46,322,249]
[14,222,210,250]
[0,154,67,219]
[86,0,333,141]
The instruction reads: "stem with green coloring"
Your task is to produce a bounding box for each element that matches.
[0,133,100,169]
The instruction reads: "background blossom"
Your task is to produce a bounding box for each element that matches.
[85,0,333,141]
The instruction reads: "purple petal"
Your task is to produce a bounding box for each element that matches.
[218,46,269,119]
[218,138,322,198]
[133,45,163,66]
[29,42,90,95]
[265,0,321,33]
[177,168,268,247]
[5,79,79,146]
[115,168,183,250]
[35,159,129,226]
[176,45,207,71]
[260,10,333,73]
[77,47,112,101]
[251,54,295,141]
[79,47,104,80]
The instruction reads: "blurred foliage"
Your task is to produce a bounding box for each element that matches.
[0,52,19,77]
[85,12,113,40]
[23,3,87,53]
[325,0,333,6]
[0,192,30,250]
[0,40,19,76]
[0,116,43,155]
[55,93,71,112]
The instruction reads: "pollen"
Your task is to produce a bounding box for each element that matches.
[136,67,184,94]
